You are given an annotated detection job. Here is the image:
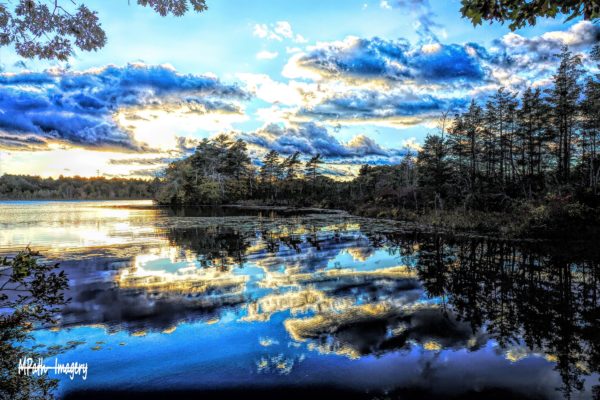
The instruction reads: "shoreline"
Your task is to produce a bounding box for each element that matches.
[2,198,597,241]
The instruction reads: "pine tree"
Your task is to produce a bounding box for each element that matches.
[282,151,302,180]
[305,154,323,191]
[516,87,547,195]
[547,46,583,183]
[260,150,282,200]
[417,134,450,210]
[580,45,600,193]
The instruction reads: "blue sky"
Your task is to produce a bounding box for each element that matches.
[0,0,598,178]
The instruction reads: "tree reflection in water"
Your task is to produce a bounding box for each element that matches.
[383,233,600,399]
[162,225,600,398]
[37,211,600,400]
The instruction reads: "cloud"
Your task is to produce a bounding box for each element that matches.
[108,156,175,166]
[274,21,293,39]
[347,135,388,156]
[396,0,442,42]
[284,22,599,90]
[237,73,314,106]
[240,122,398,159]
[284,36,486,85]
[280,21,599,131]
[492,21,600,69]
[297,89,467,126]
[256,50,279,60]
[0,63,249,152]
[253,24,271,39]
[380,1,392,9]
[252,21,307,43]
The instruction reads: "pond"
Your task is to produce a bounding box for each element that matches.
[1,200,599,399]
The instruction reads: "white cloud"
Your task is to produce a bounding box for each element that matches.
[274,21,293,39]
[294,34,308,44]
[286,46,302,54]
[253,24,269,39]
[237,73,304,106]
[380,0,391,9]
[256,50,279,60]
[401,137,421,151]
[252,21,308,43]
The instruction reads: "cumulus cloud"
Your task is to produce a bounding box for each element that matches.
[240,122,400,159]
[347,135,388,156]
[0,63,248,151]
[237,73,316,106]
[492,21,600,69]
[284,36,486,85]
[280,21,599,130]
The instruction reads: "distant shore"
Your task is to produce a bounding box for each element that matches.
[2,197,598,240]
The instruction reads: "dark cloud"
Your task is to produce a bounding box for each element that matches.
[0,63,249,151]
[299,90,467,124]
[286,306,488,358]
[242,122,396,158]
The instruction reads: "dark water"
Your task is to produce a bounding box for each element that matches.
[1,201,599,399]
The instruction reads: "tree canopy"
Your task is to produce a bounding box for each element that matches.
[461,0,599,30]
[0,0,207,60]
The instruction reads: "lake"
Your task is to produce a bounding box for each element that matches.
[1,200,599,399]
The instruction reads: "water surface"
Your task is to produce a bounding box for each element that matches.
[1,200,599,399]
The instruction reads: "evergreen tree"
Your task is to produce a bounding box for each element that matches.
[260,150,282,200]
[282,151,302,180]
[580,45,600,193]
[547,46,583,183]
[417,134,451,210]
[305,154,323,187]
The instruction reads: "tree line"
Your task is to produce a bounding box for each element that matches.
[156,45,600,228]
[0,174,153,200]
[154,135,337,206]
[416,45,600,212]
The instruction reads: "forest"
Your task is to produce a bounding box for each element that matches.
[153,45,600,236]
[0,174,153,200]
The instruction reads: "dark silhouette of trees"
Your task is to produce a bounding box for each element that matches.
[417,134,451,212]
[304,153,323,199]
[580,45,600,194]
[415,45,600,217]
[401,234,600,399]
[548,47,584,184]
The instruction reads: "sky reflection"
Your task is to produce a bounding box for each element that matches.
[2,200,598,399]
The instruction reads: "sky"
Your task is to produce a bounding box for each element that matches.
[0,0,598,179]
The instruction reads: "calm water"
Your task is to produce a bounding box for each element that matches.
[1,200,599,399]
